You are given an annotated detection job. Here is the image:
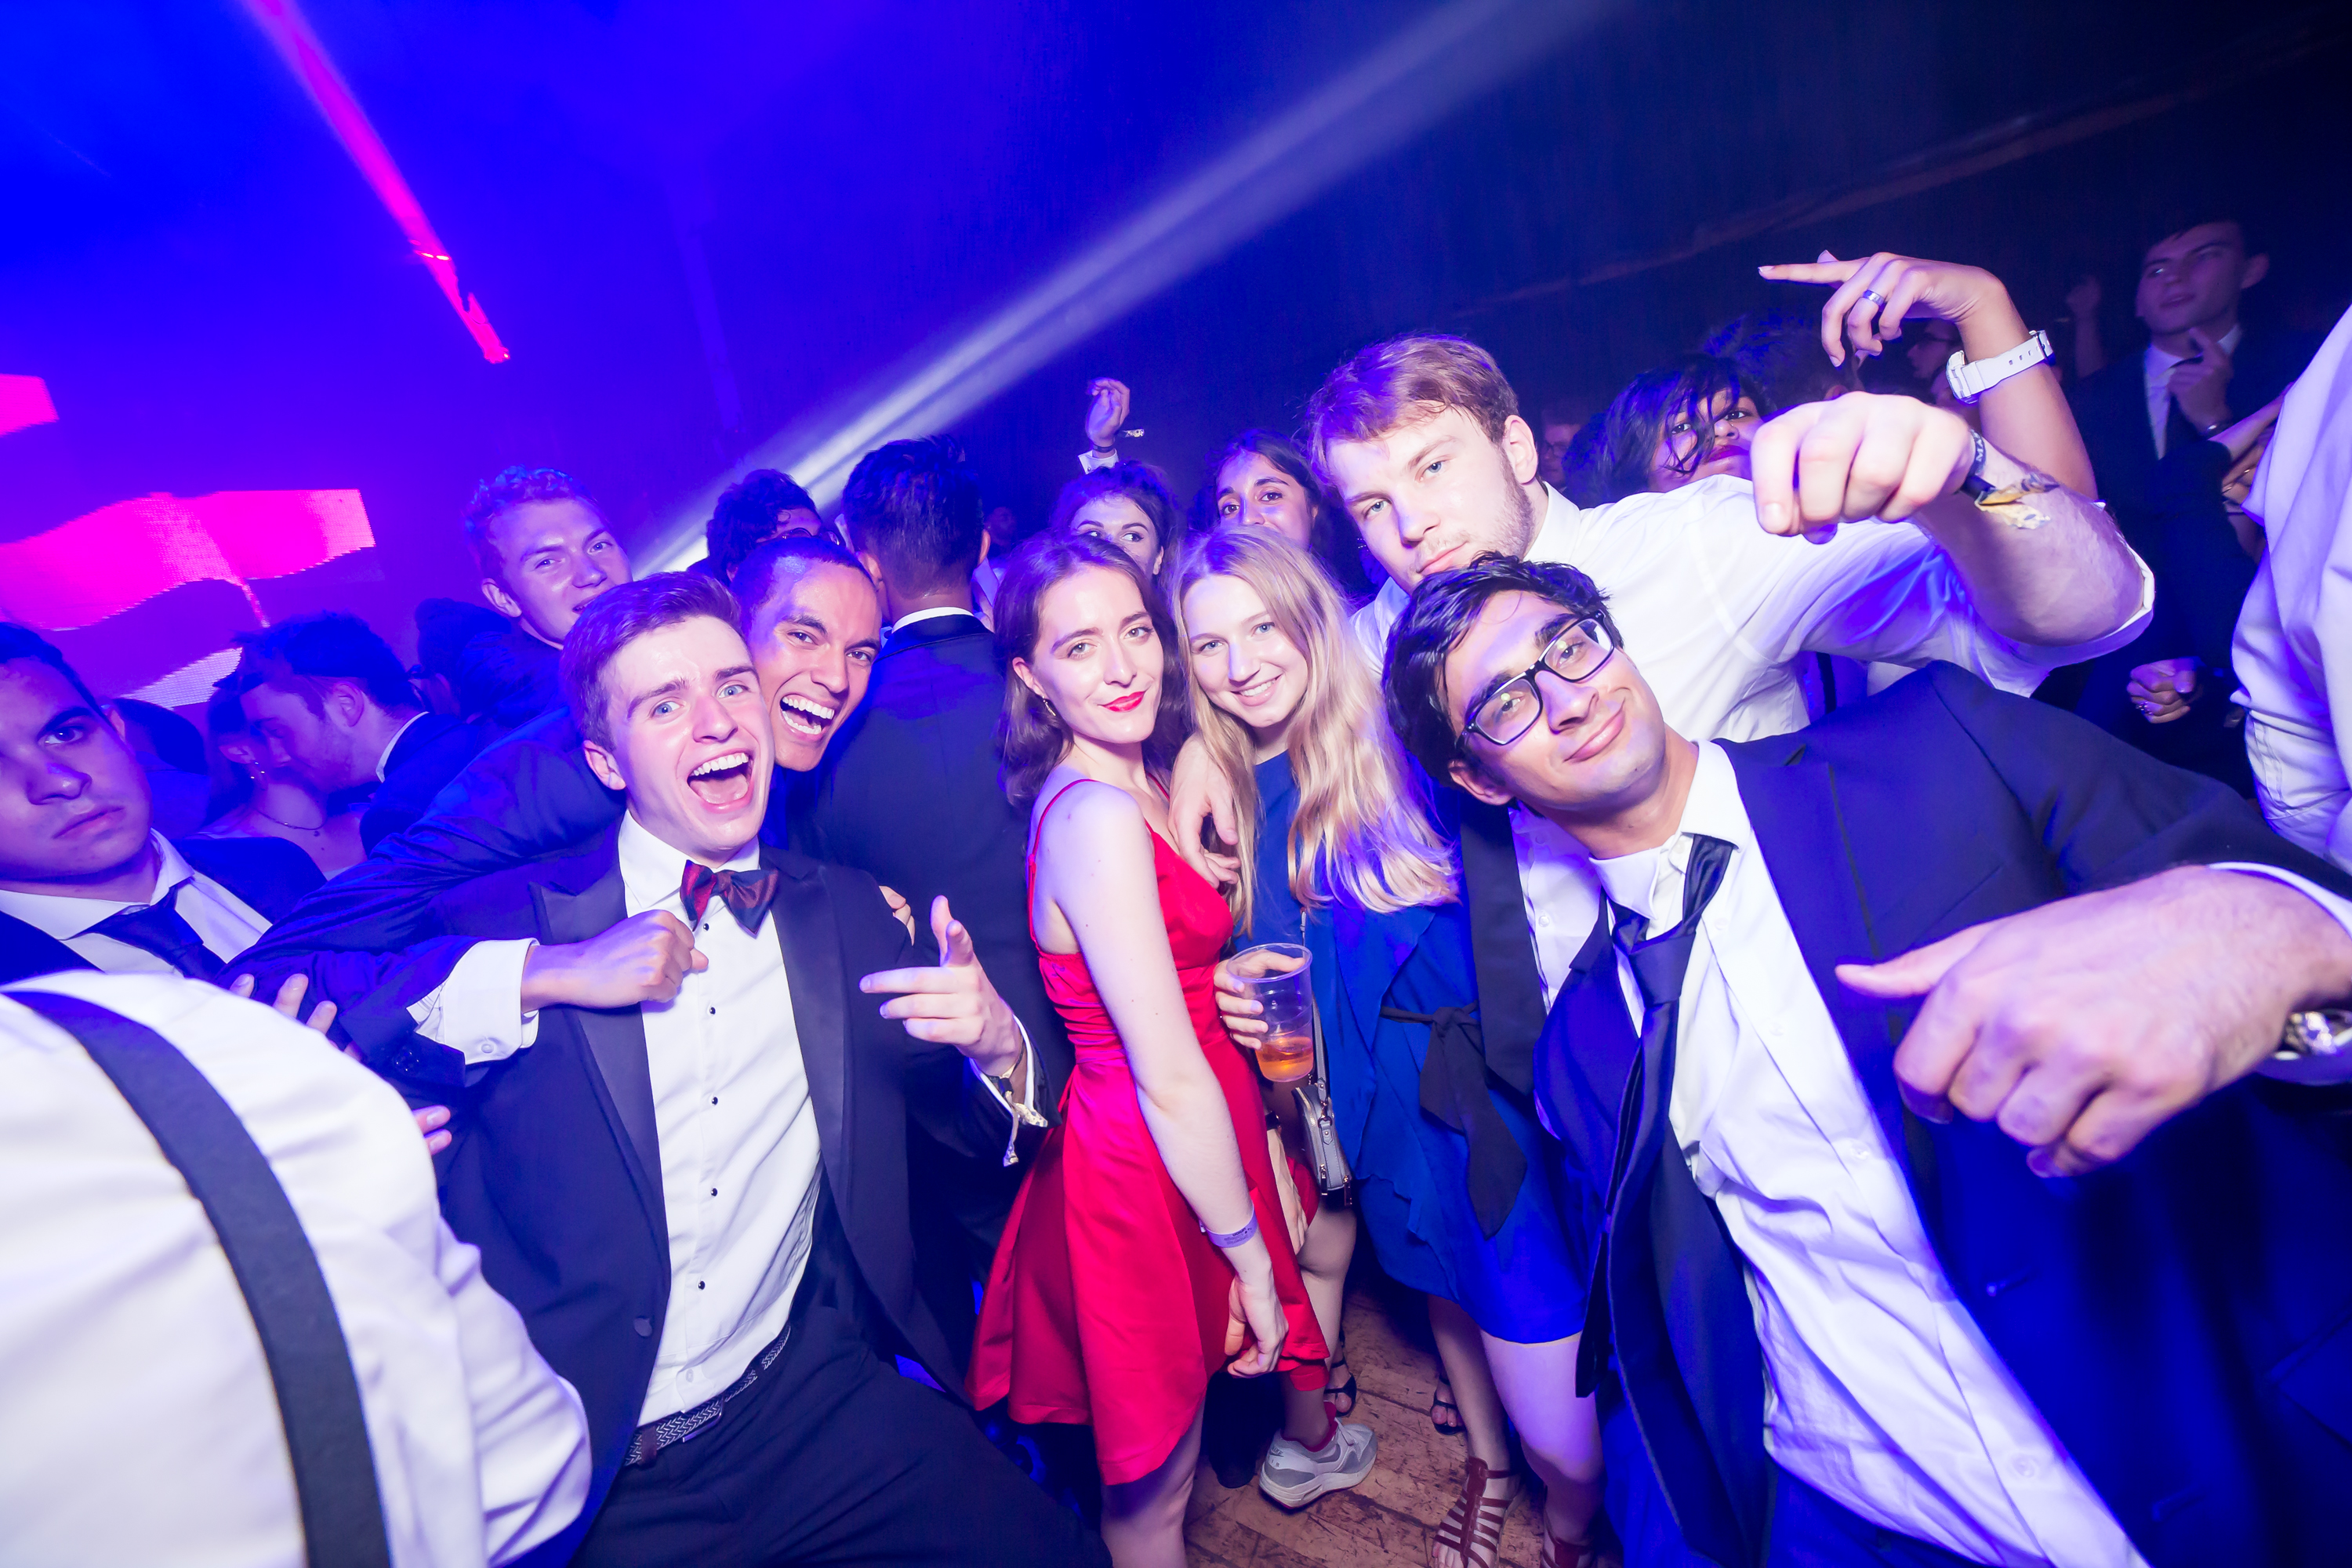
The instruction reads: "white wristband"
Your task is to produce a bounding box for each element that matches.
[1945,329,2053,405]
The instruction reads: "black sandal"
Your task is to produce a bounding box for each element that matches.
[1325,1344,1357,1417]
[1430,1374,1465,1436]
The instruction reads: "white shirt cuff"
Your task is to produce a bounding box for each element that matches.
[2213,863,2352,1085]
[1078,447,1119,474]
[408,939,542,1065]
[969,1018,1041,1167]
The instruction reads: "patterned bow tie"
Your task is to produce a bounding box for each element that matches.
[679,862,780,934]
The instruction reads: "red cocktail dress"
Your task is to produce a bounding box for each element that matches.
[967,782,1327,1484]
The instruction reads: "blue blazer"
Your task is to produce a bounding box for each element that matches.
[1534,664,2352,1567]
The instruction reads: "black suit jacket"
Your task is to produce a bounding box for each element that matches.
[361,712,493,851]
[418,829,1033,1497]
[0,835,324,984]
[1533,664,2352,1567]
[783,612,1070,1105]
[2069,325,2318,540]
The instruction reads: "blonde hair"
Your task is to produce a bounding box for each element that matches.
[1170,528,1456,933]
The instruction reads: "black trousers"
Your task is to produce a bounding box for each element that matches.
[573,1300,1108,1567]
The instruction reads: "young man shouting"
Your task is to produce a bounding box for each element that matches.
[324,573,1104,1566]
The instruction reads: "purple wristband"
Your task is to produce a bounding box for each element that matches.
[1203,1211,1259,1249]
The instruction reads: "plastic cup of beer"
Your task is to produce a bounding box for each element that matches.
[1232,942,1315,1083]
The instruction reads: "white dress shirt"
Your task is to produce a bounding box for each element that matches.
[0,832,271,975]
[2142,323,2241,459]
[2234,300,2352,870]
[0,971,589,1568]
[1534,744,2352,1565]
[1348,481,2154,1001]
[421,813,826,1427]
[886,604,983,637]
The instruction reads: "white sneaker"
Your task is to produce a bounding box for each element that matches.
[1257,1420,1377,1508]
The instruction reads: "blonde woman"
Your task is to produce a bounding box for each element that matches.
[1178,528,1613,1568]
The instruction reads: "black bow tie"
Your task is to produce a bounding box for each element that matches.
[679,862,780,934]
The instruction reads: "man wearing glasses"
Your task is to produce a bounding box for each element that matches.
[1384,551,2352,1568]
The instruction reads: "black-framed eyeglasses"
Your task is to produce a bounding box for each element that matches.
[1460,618,1617,750]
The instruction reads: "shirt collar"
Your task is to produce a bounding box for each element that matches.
[2143,322,2245,382]
[0,832,191,938]
[1585,742,1751,927]
[887,605,981,636]
[615,811,762,917]
[376,711,429,782]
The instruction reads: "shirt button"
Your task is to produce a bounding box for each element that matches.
[710,1187,718,1197]
[710,1097,719,1106]
[683,1369,696,1384]
[1841,1139,1874,1162]
[2009,1456,2039,1480]
[698,1280,706,1290]
[709,1007,717,1016]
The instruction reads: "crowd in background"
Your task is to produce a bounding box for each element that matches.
[5,208,2352,1568]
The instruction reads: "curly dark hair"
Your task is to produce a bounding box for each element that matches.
[706,469,822,581]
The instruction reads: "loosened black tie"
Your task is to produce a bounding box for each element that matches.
[91,887,223,981]
[1575,832,1737,1395]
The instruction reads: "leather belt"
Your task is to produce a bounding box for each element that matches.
[624,1323,792,1467]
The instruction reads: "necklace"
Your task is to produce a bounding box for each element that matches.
[245,803,328,835]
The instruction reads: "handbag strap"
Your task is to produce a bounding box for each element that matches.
[9,989,394,1568]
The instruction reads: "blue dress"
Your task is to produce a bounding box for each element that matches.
[1244,753,1591,1343]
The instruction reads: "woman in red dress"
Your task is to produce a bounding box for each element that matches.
[969,533,1328,1566]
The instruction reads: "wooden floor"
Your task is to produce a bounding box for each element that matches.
[1185,1282,1546,1568]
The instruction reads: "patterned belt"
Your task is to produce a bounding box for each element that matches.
[623,1323,793,1467]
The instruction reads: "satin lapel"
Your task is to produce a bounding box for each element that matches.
[764,847,849,1202]
[1726,746,1918,1174]
[531,854,664,1225]
[1454,793,1547,1091]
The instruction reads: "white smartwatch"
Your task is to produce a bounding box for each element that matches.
[1945,329,2054,405]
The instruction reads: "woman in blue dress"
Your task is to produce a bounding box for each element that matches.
[1168,528,1608,1568]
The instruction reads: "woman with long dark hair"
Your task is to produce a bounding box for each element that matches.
[1566,355,1762,506]
[1198,430,1376,603]
[1044,461,1187,580]
[967,532,1328,1567]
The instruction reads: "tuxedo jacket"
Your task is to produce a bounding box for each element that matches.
[782,612,1071,1105]
[0,836,323,985]
[1530,662,2352,1567]
[414,828,1034,1490]
[361,712,494,852]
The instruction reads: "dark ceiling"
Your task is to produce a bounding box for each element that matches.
[2,0,2345,692]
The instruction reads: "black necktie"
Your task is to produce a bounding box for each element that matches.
[680,862,781,934]
[92,886,223,981]
[1575,832,1736,1393]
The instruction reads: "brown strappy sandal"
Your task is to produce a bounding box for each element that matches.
[1428,1457,1520,1568]
[1539,1509,1623,1568]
